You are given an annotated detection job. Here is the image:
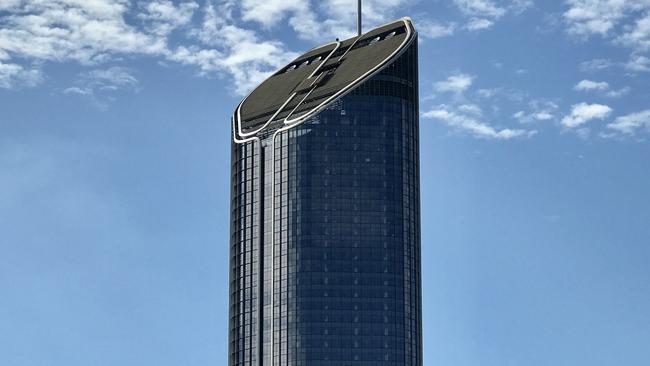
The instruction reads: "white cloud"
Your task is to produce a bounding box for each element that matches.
[63,66,139,109]
[563,2,650,76]
[616,12,650,51]
[625,54,650,72]
[418,20,456,39]
[561,102,612,128]
[138,0,199,36]
[606,109,650,135]
[434,73,474,93]
[513,99,559,123]
[2,0,533,96]
[189,0,419,88]
[575,127,592,139]
[240,0,306,28]
[513,110,555,123]
[237,0,413,43]
[0,61,42,89]
[321,0,412,28]
[177,1,298,95]
[535,111,555,120]
[573,79,630,97]
[475,87,527,102]
[453,0,507,18]
[564,1,650,53]
[85,67,138,88]
[579,58,614,72]
[0,0,298,95]
[0,0,166,65]
[605,86,630,98]
[562,0,650,37]
[423,104,536,140]
[510,0,535,13]
[574,79,609,91]
[65,66,139,93]
[477,88,498,98]
[63,86,93,96]
[466,18,494,31]
[458,103,483,116]
[564,0,623,36]
[453,0,532,31]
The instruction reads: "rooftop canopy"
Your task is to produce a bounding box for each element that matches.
[234,17,417,139]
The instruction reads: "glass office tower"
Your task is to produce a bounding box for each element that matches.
[229,18,421,366]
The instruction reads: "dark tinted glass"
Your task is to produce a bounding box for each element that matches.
[230,41,421,366]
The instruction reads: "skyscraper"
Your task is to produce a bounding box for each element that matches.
[229,17,421,366]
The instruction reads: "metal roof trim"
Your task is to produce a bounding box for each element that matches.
[233,17,417,142]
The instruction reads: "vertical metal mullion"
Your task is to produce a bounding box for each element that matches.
[257,140,265,366]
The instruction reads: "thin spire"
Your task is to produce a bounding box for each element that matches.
[357,0,362,36]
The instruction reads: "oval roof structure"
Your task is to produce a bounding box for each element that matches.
[234,17,417,139]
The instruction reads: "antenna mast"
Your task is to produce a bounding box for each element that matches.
[357,0,362,36]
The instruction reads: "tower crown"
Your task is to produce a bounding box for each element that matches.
[234,18,417,139]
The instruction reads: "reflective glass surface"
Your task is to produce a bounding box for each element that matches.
[230,41,421,366]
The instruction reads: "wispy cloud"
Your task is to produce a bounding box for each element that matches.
[137,0,200,36]
[563,1,650,55]
[427,71,542,139]
[561,102,612,128]
[513,100,559,124]
[579,58,614,72]
[476,87,527,102]
[574,79,609,91]
[513,110,554,123]
[625,54,650,72]
[453,0,532,31]
[64,67,139,110]
[0,0,166,65]
[564,0,620,36]
[563,0,647,37]
[615,12,650,51]
[563,0,650,86]
[0,61,42,89]
[574,79,630,97]
[236,0,414,43]
[606,109,650,135]
[457,103,483,116]
[240,0,313,29]
[434,73,474,93]
[0,0,299,95]
[605,87,631,98]
[418,20,456,39]
[0,0,433,95]
[174,1,299,95]
[453,0,507,19]
[423,104,536,140]
[465,18,494,31]
[579,55,649,75]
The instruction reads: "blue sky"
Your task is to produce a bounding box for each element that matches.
[1,1,649,365]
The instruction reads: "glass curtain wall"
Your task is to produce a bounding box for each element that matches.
[230,41,421,366]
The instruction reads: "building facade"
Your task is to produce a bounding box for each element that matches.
[229,18,422,366]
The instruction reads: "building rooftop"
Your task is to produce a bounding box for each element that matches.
[234,17,417,138]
